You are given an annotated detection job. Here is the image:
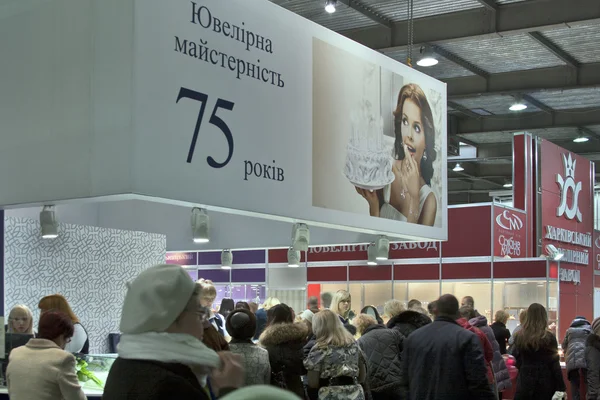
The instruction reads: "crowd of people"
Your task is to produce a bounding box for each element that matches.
[4,264,600,400]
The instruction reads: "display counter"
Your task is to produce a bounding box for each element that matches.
[0,387,103,399]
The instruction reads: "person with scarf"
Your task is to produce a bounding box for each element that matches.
[103,264,244,400]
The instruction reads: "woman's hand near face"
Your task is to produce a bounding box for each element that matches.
[401,145,421,199]
[355,187,380,217]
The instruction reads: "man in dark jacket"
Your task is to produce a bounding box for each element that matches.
[356,314,404,399]
[399,294,495,400]
[563,316,591,400]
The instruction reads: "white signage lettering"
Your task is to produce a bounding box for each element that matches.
[498,235,521,257]
[496,210,523,231]
[545,226,592,248]
[559,268,581,285]
[556,153,583,222]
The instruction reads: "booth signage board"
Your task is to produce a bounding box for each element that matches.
[131,0,448,242]
[493,205,526,258]
[165,252,198,266]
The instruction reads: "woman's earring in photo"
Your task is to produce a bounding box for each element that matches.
[423,151,428,161]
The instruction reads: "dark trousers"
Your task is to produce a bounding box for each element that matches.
[569,368,587,400]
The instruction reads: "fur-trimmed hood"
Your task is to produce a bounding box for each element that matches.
[387,310,432,337]
[259,322,308,347]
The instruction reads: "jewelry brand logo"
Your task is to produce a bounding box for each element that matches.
[495,210,523,231]
[556,153,582,222]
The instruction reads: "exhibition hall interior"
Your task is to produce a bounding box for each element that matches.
[0,0,599,399]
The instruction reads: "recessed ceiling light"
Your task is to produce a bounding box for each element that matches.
[325,0,336,13]
[573,136,589,143]
[509,103,527,111]
[503,182,513,188]
[453,163,464,172]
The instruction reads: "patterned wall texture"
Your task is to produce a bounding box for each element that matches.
[4,217,166,353]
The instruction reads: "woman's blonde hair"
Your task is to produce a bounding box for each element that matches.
[262,297,281,310]
[313,309,355,348]
[495,310,510,324]
[8,305,34,334]
[353,314,377,336]
[196,278,217,298]
[384,299,405,319]
[38,294,79,324]
[331,290,351,319]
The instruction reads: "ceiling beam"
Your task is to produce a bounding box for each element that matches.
[579,126,600,140]
[446,63,600,98]
[448,101,483,119]
[342,0,600,51]
[475,0,498,12]
[527,32,580,68]
[521,94,555,115]
[458,108,600,134]
[338,0,392,29]
[432,45,490,78]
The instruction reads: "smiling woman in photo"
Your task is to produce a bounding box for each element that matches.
[357,83,437,226]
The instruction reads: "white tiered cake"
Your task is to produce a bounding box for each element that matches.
[343,101,395,190]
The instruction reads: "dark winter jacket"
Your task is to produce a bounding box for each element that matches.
[562,316,591,372]
[469,315,512,391]
[491,321,511,355]
[103,358,235,400]
[259,322,308,397]
[585,333,600,399]
[512,331,566,400]
[357,324,403,396]
[457,318,494,383]
[399,316,495,400]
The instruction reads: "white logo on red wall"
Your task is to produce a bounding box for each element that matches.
[496,210,523,231]
[556,153,582,222]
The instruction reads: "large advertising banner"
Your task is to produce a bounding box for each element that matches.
[538,139,594,335]
[132,0,447,241]
[493,205,526,258]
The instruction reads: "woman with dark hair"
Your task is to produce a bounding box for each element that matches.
[6,310,86,400]
[259,304,308,397]
[357,83,438,226]
[361,306,383,325]
[227,309,271,385]
[39,294,89,354]
[219,298,235,320]
[512,303,566,399]
[235,301,250,311]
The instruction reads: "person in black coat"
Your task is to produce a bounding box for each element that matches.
[585,317,600,400]
[399,294,495,400]
[386,309,432,339]
[491,310,511,355]
[355,314,404,400]
[511,303,566,400]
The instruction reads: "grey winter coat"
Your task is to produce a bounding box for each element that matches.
[469,315,512,391]
[357,324,403,396]
[585,333,600,399]
[562,316,591,372]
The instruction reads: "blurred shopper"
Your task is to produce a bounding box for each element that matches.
[227,309,271,386]
[331,290,353,324]
[461,295,481,317]
[235,301,250,311]
[103,264,244,400]
[427,300,438,318]
[386,308,431,342]
[6,310,85,400]
[563,316,591,400]
[469,310,513,396]
[585,317,600,399]
[304,309,366,400]
[39,294,89,354]
[197,279,230,340]
[399,294,495,400]
[254,297,281,340]
[259,303,307,397]
[361,305,383,325]
[457,306,494,388]
[491,310,511,355]
[407,299,421,310]
[7,305,34,334]
[512,303,566,400]
[383,299,405,324]
[509,309,527,347]
[355,314,403,399]
[320,292,332,310]
[307,296,320,314]
[248,302,259,314]
[219,299,235,320]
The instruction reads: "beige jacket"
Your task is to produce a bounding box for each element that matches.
[6,338,86,400]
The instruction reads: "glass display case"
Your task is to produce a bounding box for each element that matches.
[74,354,117,391]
